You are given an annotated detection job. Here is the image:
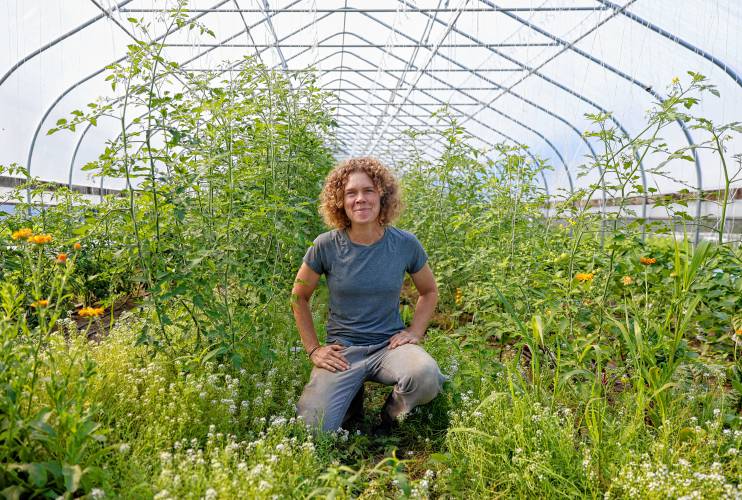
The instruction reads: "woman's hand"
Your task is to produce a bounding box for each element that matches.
[388,329,424,349]
[310,345,350,372]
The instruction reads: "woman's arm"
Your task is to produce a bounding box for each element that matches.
[291,263,349,372]
[389,263,439,349]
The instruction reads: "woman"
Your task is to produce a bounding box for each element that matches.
[292,157,445,433]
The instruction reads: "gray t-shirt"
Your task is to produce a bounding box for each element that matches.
[303,226,428,346]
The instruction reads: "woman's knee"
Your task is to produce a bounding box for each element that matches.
[296,369,361,432]
[397,353,444,401]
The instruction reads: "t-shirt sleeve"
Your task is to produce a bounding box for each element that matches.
[303,237,326,275]
[406,235,428,274]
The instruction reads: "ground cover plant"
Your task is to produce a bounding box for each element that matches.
[2,8,742,499]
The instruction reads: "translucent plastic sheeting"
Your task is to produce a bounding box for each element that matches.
[1,0,741,203]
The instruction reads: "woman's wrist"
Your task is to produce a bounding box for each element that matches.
[405,328,425,339]
[307,345,321,358]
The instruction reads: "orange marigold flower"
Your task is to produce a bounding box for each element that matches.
[79,306,105,318]
[11,228,33,240]
[56,252,68,263]
[639,257,657,265]
[736,329,742,336]
[575,272,594,282]
[622,276,633,286]
[73,242,82,250]
[31,299,49,308]
[28,234,53,245]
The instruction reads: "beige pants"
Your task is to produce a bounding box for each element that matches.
[296,341,446,432]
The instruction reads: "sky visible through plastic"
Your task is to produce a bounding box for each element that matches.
[1,0,741,203]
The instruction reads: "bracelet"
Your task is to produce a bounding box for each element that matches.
[307,345,321,358]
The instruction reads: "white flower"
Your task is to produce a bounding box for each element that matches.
[204,488,217,500]
[90,489,105,499]
[271,416,287,427]
[118,443,130,454]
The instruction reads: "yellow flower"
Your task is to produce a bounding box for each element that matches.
[28,234,53,245]
[575,272,594,282]
[11,228,33,240]
[639,257,656,265]
[622,276,633,286]
[31,299,49,308]
[79,306,105,318]
[736,329,742,336]
[455,288,463,305]
[73,242,82,251]
[672,76,680,85]
[56,252,68,263]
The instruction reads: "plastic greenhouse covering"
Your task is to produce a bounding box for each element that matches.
[1,0,741,235]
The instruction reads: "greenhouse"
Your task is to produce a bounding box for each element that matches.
[1,0,741,497]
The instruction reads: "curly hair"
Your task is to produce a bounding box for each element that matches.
[319,157,403,229]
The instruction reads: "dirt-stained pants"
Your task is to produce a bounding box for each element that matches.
[296,341,446,432]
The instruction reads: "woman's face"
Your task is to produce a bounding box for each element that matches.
[343,171,381,227]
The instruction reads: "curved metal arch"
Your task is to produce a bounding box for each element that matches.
[34,0,316,197]
[599,0,742,241]
[288,40,568,188]
[0,0,136,88]
[324,82,454,157]
[320,30,573,192]
[25,0,240,197]
[299,28,599,161]
[67,1,315,189]
[343,18,597,198]
[307,55,552,194]
[327,77,550,196]
[74,27,555,198]
[476,0,705,232]
[310,60,549,192]
[64,6,553,198]
[598,0,742,88]
[393,3,651,206]
[80,6,339,198]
